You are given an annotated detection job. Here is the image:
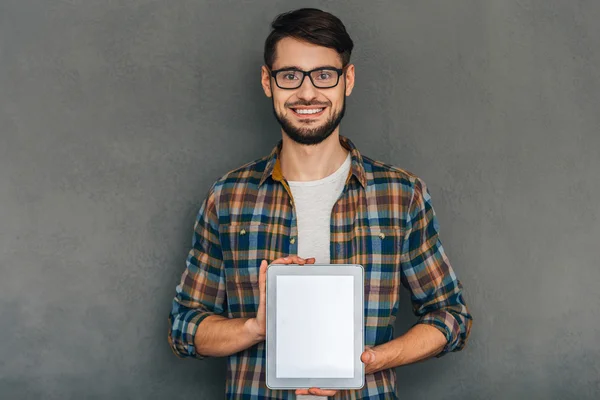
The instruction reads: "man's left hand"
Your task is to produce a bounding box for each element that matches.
[294,347,382,397]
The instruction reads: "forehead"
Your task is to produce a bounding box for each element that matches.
[272,37,343,69]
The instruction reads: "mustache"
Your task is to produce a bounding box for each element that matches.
[285,100,330,108]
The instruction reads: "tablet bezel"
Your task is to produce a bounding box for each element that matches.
[265,263,365,390]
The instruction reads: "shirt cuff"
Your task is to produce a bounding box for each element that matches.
[415,310,460,358]
[169,309,212,359]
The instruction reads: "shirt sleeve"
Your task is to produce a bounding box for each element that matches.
[168,183,226,359]
[400,177,473,357]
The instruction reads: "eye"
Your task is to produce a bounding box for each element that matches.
[280,72,299,81]
[312,69,337,82]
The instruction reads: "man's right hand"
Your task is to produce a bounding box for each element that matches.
[244,256,316,341]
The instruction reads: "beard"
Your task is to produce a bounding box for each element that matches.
[271,95,347,146]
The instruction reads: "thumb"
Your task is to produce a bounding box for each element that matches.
[361,348,376,364]
[259,260,268,288]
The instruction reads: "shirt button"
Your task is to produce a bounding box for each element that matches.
[240,229,246,235]
[289,237,296,244]
[378,232,386,239]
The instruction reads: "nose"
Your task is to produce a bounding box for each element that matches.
[295,74,318,102]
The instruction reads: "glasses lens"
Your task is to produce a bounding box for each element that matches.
[310,69,339,88]
[275,70,304,88]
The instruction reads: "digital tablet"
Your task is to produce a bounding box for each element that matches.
[265,263,365,390]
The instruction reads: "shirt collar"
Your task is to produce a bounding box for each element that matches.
[259,135,367,189]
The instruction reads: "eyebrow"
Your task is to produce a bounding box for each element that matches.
[274,65,341,71]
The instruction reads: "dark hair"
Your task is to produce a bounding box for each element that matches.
[264,8,354,69]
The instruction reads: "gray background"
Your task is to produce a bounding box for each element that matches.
[1,0,598,399]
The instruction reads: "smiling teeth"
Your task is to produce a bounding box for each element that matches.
[295,108,323,114]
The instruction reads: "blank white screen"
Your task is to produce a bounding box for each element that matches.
[275,275,354,378]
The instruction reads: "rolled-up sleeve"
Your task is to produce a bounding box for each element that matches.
[168,183,226,359]
[400,177,473,357]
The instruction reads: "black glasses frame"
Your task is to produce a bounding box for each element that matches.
[269,67,345,89]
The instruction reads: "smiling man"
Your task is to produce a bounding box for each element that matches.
[168,8,473,400]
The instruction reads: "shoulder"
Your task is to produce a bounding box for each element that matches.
[360,155,436,225]
[211,155,270,191]
[361,154,425,192]
[203,155,271,214]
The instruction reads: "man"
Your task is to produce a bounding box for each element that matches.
[168,8,472,400]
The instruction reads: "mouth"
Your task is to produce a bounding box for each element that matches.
[289,106,327,119]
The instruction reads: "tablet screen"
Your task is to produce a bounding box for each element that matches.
[275,275,355,378]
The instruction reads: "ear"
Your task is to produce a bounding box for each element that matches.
[261,65,273,98]
[344,64,355,96]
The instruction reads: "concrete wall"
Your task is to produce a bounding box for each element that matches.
[1,1,598,398]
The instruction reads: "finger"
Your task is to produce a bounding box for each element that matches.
[290,255,307,264]
[361,349,375,364]
[308,388,337,396]
[361,346,378,374]
[306,257,316,264]
[259,260,268,282]
[271,256,302,265]
[259,260,268,293]
[270,257,288,264]
[295,389,309,395]
[271,255,307,265]
[260,259,268,273]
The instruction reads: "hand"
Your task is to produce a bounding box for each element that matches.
[245,255,316,341]
[295,347,382,397]
[361,346,381,374]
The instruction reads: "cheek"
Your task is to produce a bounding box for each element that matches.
[328,100,342,114]
[279,104,291,117]
[273,94,290,114]
[327,91,344,111]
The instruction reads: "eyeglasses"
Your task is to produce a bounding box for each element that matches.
[269,67,345,89]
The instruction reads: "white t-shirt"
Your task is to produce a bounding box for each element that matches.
[287,152,352,399]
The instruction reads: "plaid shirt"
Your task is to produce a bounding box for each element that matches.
[168,135,472,399]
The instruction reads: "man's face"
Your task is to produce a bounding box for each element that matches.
[261,37,355,145]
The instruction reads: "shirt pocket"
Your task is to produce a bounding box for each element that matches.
[355,226,402,292]
[354,225,403,345]
[219,223,287,317]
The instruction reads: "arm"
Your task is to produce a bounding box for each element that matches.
[297,325,448,397]
[363,177,473,372]
[298,179,473,396]
[197,255,315,357]
[168,183,254,359]
[168,190,313,359]
[361,324,446,373]
[192,315,263,357]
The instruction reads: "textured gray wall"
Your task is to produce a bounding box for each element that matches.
[1,1,599,399]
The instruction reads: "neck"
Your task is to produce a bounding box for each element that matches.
[279,129,349,182]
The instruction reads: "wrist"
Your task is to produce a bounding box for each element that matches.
[243,317,266,343]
